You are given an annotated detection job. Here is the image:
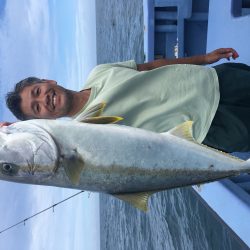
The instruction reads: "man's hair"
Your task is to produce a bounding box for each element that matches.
[6,77,41,120]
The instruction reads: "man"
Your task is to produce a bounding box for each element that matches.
[4,48,249,153]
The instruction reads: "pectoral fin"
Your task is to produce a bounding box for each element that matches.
[61,154,85,185]
[112,191,156,212]
[81,116,123,124]
[75,102,106,122]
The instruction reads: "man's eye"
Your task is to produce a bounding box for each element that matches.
[36,104,40,113]
[36,88,40,96]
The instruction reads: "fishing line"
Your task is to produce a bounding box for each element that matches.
[0,190,84,235]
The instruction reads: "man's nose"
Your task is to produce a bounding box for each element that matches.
[37,93,49,106]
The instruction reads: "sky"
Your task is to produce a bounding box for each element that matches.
[0,1,99,249]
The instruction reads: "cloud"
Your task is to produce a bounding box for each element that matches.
[0,0,52,120]
[28,186,62,250]
[27,186,100,250]
[64,0,97,90]
[0,0,51,79]
[0,182,35,250]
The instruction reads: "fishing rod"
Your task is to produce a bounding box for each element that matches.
[0,190,85,235]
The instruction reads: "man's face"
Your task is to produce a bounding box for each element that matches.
[20,80,73,119]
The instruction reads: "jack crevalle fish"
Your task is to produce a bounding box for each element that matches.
[0,119,250,211]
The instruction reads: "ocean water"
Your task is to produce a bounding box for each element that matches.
[100,190,246,250]
[96,1,248,249]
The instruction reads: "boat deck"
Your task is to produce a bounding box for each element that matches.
[143,0,250,247]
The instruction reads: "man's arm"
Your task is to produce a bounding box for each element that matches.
[137,48,239,71]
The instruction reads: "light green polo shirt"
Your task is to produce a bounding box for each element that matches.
[73,60,220,143]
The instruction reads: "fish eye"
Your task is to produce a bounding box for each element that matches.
[1,163,19,176]
[3,163,12,172]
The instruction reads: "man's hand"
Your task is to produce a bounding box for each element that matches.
[0,122,14,127]
[204,48,239,64]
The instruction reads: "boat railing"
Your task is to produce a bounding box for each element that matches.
[144,0,209,61]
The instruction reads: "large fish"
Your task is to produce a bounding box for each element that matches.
[0,119,249,211]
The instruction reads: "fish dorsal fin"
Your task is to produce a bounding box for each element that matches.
[81,116,123,124]
[75,102,106,122]
[112,191,156,212]
[167,121,194,141]
[167,121,243,162]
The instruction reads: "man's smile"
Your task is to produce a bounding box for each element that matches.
[46,89,57,112]
[52,90,56,110]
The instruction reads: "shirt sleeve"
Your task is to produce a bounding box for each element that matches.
[85,60,137,88]
[106,60,137,70]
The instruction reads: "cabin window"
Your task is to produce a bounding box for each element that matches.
[232,0,250,17]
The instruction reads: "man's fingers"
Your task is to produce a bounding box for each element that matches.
[232,51,239,59]
[207,48,239,64]
[225,51,239,60]
[217,48,236,54]
[216,48,239,60]
[226,52,233,60]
